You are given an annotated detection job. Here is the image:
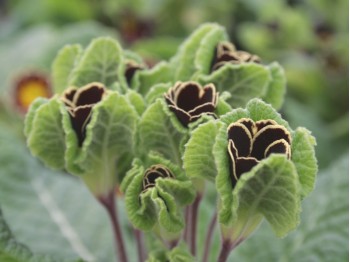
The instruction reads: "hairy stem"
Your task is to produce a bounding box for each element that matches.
[99,191,128,262]
[202,211,217,262]
[189,193,202,256]
[133,228,146,262]
[217,239,232,262]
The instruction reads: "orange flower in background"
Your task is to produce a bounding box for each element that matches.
[13,72,52,113]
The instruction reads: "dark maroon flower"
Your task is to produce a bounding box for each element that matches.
[125,60,144,85]
[227,118,292,187]
[142,165,174,193]
[211,42,261,72]
[61,83,106,146]
[164,82,218,127]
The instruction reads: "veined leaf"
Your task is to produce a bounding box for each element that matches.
[136,99,186,165]
[27,97,65,170]
[173,23,227,81]
[69,38,124,88]
[24,97,49,138]
[132,62,172,95]
[77,92,138,191]
[231,155,301,238]
[52,44,83,94]
[262,62,286,110]
[183,121,220,181]
[198,63,271,108]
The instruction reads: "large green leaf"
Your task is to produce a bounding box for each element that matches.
[52,44,82,94]
[77,92,138,193]
[172,23,227,81]
[69,38,124,88]
[198,63,271,108]
[262,62,286,110]
[229,154,348,262]
[0,128,136,262]
[27,97,65,170]
[183,121,220,181]
[136,99,186,165]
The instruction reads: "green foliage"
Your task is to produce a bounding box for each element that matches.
[69,38,125,88]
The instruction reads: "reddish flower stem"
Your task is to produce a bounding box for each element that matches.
[99,191,128,262]
[202,211,217,262]
[183,205,191,243]
[189,193,202,256]
[133,228,146,262]
[217,239,232,262]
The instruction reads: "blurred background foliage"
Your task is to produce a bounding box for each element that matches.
[0,0,348,261]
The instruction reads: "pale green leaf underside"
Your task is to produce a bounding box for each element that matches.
[78,92,138,184]
[27,97,65,170]
[136,99,186,165]
[69,37,124,88]
[291,127,318,198]
[24,97,48,138]
[230,154,348,262]
[262,62,286,110]
[132,62,172,95]
[199,63,271,108]
[52,44,82,94]
[173,23,227,81]
[231,155,301,238]
[183,121,220,181]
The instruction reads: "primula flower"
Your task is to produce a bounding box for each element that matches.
[14,72,51,113]
[125,60,144,85]
[142,164,174,193]
[211,42,261,71]
[61,83,106,146]
[227,118,291,187]
[164,82,218,127]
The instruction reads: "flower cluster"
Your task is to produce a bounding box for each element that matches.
[227,118,291,187]
[164,82,218,127]
[211,42,261,71]
[61,83,106,146]
[142,164,175,193]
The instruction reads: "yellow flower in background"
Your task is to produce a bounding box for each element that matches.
[14,72,52,113]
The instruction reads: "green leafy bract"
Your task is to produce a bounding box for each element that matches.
[122,159,195,233]
[198,63,271,108]
[69,38,125,88]
[52,44,82,94]
[136,99,187,165]
[27,97,66,170]
[171,23,228,81]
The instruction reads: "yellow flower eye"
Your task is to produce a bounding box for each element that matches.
[15,73,51,112]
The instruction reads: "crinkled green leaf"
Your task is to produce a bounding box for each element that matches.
[132,62,172,95]
[123,160,193,233]
[291,127,317,198]
[77,92,138,191]
[172,23,227,81]
[27,97,65,170]
[136,99,186,165]
[183,121,220,181]
[69,37,124,88]
[24,97,49,138]
[230,154,348,262]
[52,44,82,94]
[125,89,146,116]
[215,95,233,116]
[145,83,171,105]
[166,243,195,262]
[262,62,286,110]
[199,63,271,108]
[231,155,301,238]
